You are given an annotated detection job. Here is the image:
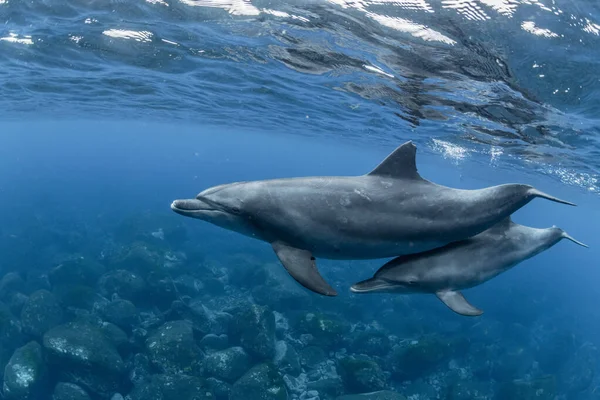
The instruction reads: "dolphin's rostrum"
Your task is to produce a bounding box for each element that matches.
[171,141,577,296]
[350,217,588,316]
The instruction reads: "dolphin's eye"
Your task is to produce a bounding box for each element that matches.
[231,206,241,214]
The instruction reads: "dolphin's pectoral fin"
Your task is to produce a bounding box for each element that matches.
[366,141,423,180]
[271,242,338,297]
[435,290,483,317]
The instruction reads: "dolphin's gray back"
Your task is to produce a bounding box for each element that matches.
[375,219,556,291]
[241,176,512,259]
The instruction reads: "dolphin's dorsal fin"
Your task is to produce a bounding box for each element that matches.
[367,141,422,180]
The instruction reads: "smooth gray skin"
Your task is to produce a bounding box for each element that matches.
[171,141,576,297]
[350,217,588,316]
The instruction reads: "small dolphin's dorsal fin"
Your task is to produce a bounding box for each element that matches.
[272,241,338,296]
[436,290,483,317]
[367,141,422,180]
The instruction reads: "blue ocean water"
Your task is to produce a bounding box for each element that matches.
[1,0,600,399]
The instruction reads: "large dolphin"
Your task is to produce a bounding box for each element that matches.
[171,141,576,297]
[350,217,588,316]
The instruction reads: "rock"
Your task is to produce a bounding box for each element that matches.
[108,242,163,277]
[274,341,301,376]
[535,330,575,374]
[273,311,289,339]
[202,277,225,296]
[48,258,106,287]
[336,391,406,400]
[153,374,213,400]
[43,321,125,397]
[144,271,179,307]
[490,345,534,381]
[250,263,312,312]
[126,378,162,400]
[0,273,25,301]
[307,378,344,399]
[99,322,129,352]
[389,334,454,381]
[2,341,45,400]
[338,357,387,394]
[199,334,229,352]
[283,373,307,395]
[8,293,28,316]
[230,363,287,400]
[170,275,202,298]
[170,299,228,336]
[0,302,23,379]
[52,382,92,400]
[98,270,147,302]
[205,377,231,400]
[23,272,51,294]
[295,312,350,349]
[100,299,137,331]
[204,347,250,383]
[145,320,203,375]
[351,331,391,357]
[21,289,63,338]
[126,374,213,400]
[448,380,493,400]
[299,346,327,369]
[229,303,276,360]
[52,284,105,311]
[497,375,556,400]
[129,353,152,385]
[561,342,597,394]
[468,342,497,380]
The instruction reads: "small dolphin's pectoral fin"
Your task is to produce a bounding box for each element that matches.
[435,290,483,317]
[367,141,423,180]
[271,242,338,297]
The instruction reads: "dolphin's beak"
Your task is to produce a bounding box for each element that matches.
[350,277,397,293]
[171,198,213,218]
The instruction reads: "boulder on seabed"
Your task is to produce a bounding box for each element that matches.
[203,347,251,383]
[2,341,46,400]
[98,270,147,302]
[497,375,556,400]
[43,321,126,398]
[230,363,288,400]
[126,373,214,400]
[335,391,407,400]
[52,382,92,400]
[145,320,203,376]
[337,356,388,394]
[228,302,276,361]
[48,257,106,287]
[20,289,63,338]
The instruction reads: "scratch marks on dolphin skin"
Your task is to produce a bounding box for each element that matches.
[339,196,352,207]
[353,188,372,201]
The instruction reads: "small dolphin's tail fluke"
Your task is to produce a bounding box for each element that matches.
[350,277,394,293]
[561,232,589,248]
[528,188,577,206]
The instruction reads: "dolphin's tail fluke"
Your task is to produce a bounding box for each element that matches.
[561,232,589,248]
[528,188,577,206]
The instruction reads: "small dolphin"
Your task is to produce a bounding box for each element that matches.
[350,217,588,316]
[171,141,576,297]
